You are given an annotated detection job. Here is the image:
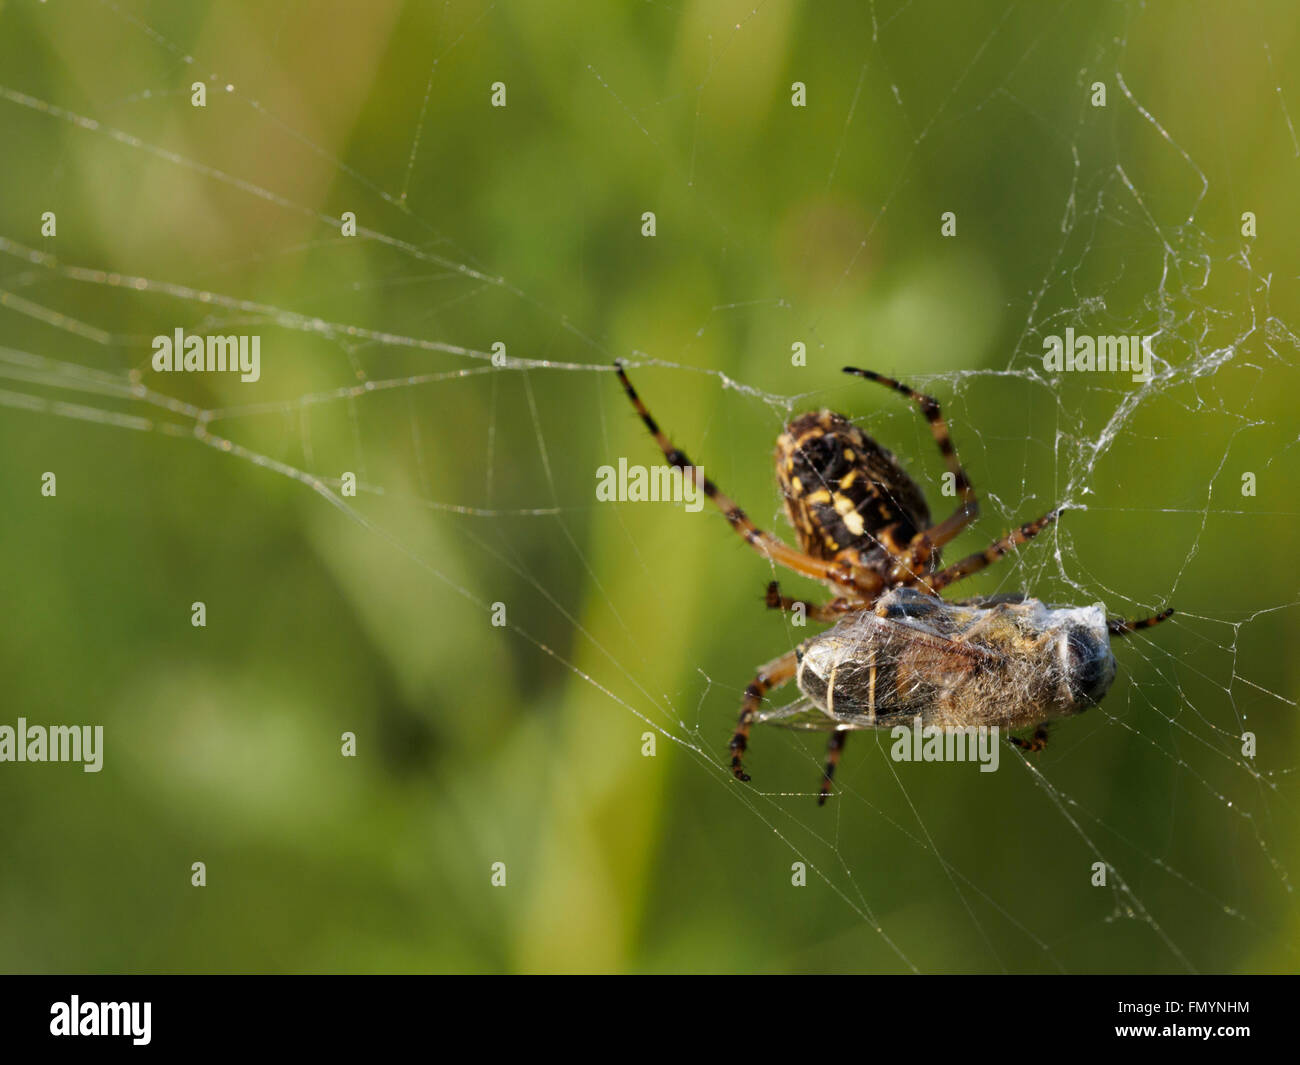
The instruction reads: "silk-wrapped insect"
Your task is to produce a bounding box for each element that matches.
[764,586,1123,730]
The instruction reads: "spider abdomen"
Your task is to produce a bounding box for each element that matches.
[775,411,931,566]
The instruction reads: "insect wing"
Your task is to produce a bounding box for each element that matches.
[754,697,841,732]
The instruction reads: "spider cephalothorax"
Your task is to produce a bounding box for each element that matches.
[615,362,1172,804]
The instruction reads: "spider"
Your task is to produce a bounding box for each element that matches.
[615,362,1173,803]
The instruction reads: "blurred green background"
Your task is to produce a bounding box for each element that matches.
[0,0,1297,973]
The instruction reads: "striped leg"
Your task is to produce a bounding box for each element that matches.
[842,367,980,553]
[925,507,1063,594]
[617,364,880,592]
[729,650,799,783]
[765,581,861,623]
[1108,608,1174,636]
[818,728,849,805]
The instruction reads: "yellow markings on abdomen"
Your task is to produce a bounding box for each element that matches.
[833,492,866,536]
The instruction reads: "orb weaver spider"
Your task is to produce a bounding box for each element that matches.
[615,363,1172,804]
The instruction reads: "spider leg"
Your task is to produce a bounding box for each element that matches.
[818,728,849,805]
[1010,723,1051,752]
[1109,608,1174,636]
[729,650,800,783]
[924,507,1063,594]
[765,581,861,622]
[617,363,882,593]
[842,367,980,552]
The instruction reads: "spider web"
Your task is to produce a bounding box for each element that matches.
[1,0,1297,974]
